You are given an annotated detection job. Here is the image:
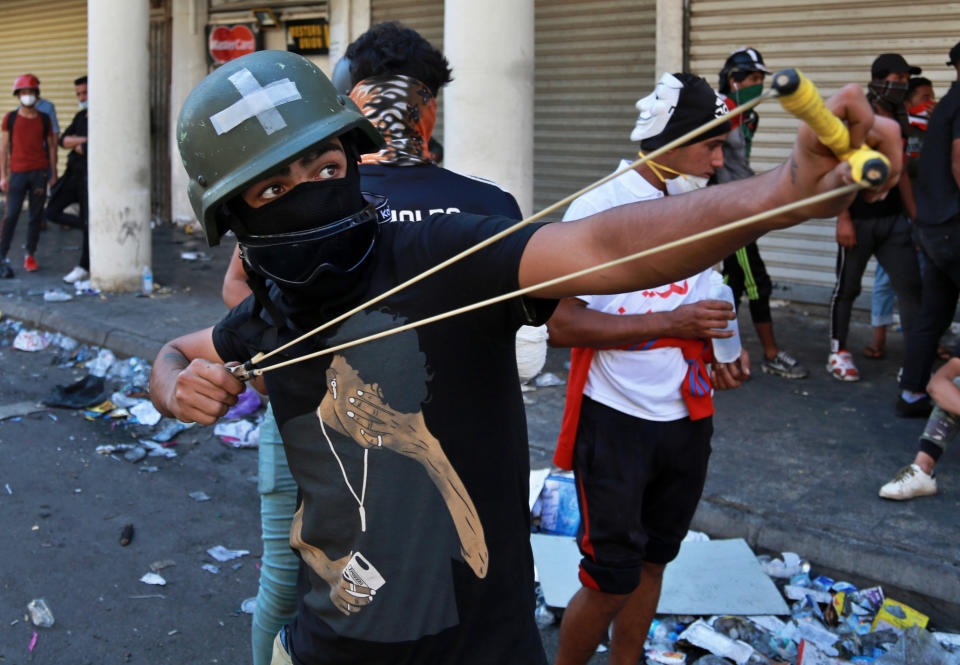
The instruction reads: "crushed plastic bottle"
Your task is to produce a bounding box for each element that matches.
[27,598,54,628]
[141,265,153,295]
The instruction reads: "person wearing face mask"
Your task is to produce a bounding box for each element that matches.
[892,41,960,428]
[0,74,57,277]
[548,72,751,665]
[714,47,810,380]
[148,50,901,664]
[827,53,923,383]
[217,24,527,665]
[46,76,89,284]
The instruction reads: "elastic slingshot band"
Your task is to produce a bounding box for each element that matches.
[229,69,889,380]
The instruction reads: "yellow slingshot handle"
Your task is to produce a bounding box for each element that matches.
[772,69,889,186]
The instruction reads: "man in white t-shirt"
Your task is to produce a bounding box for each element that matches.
[549,73,750,665]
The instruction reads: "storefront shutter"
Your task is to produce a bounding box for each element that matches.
[0,0,87,177]
[689,0,960,301]
[534,0,657,218]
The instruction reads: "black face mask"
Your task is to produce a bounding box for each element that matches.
[226,156,379,287]
[868,79,908,107]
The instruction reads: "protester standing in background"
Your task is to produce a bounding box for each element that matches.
[714,48,809,380]
[0,74,56,277]
[47,75,89,284]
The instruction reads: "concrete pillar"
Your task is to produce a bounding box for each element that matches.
[88,0,151,291]
[329,0,371,72]
[443,0,534,216]
[169,0,207,226]
[656,0,685,77]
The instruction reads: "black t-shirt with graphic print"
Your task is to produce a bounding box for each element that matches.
[213,213,555,665]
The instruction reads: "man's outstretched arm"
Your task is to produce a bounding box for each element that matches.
[520,84,902,298]
[150,327,244,424]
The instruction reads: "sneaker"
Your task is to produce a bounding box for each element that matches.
[895,395,933,418]
[62,266,90,283]
[0,261,13,279]
[878,463,937,500]
[762,350,809,379]
[23,255,38,272]
[826,350,860,381]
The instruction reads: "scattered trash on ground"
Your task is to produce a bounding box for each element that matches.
[533,371,565,388]
[119,523,135,546]
[42,289,72,302]
[140,572,166,586]
[241,597,257,614]
[207,545,249,562]
[42,375,106,408]
[13,329,50,352]
[224,385,262,419]
[26,598,54,628]
[527,467,960,665]
[214,419,260,448]
[188,491,210,502]
[149,559,176,573]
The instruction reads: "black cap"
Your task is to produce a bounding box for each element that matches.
[947,41,960,67]
[722,48,770,76]
[872,53,922,80]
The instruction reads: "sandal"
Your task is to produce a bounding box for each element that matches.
[863,345,885,359]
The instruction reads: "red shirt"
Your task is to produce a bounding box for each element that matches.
[3,111,50,173]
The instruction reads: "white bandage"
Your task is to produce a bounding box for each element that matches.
[210,68,302,136]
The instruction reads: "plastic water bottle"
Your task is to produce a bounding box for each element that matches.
[708,277,741,363]
[141,265,153,295]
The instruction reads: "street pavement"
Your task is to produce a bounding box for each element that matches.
[3,217,959,631]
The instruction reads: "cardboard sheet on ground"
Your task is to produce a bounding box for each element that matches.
[531,534,788,615]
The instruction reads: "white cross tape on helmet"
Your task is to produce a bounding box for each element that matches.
[210,68,303,136]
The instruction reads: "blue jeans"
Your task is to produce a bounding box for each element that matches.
[871,264,895,328]
[0,169,47,259]
[252,406,299,665]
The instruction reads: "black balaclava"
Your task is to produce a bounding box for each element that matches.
[224,138,380,331]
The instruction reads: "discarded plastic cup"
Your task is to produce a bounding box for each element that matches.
[27,598,54,628]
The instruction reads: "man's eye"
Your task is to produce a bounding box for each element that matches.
[259,184,284,200]
[317,164,340,180]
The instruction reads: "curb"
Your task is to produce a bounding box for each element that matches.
[0,297,164,360]
[692,495,960,611]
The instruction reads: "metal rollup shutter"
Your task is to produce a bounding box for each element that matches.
[0,0,87,177]
[534,0,657,218]
[369,0,445,144]
[689,0,960,302]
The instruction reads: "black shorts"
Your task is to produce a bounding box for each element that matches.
[572,396,712,595]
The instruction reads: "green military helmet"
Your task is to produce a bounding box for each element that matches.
[177,50,384,246]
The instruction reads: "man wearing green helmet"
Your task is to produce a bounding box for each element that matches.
[150,49,900,664]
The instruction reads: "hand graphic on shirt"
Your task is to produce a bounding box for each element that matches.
[318,355,489,579]
[290,505,374,616]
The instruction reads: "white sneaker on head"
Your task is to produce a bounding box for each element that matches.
[63,266,90,283]
[878,463,937,500]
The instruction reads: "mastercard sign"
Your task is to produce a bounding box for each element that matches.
[208,24,257,64]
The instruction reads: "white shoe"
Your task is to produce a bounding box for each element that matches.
[826,350,860,381]
[878,464,937,500]
[63,266,90,283]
